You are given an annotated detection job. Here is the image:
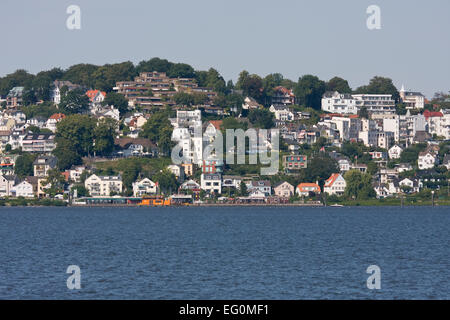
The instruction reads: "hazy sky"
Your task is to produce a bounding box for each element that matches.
[1,0,449,98]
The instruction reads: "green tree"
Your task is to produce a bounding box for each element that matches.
[59,88,90,114]
[140,111,173,155]
[239,181,248,196]
[294,75,326,110]
[53,138,82,170]
[136,57,173,73]
[153,169,178,195]
[102,92,129,115]
[14,153,37,178]
[248,109,274,129]
[355,76,400,102]
[43,169,66,197]
[326,77,352,93]
[94,118,117,156]
[55,114,96,157]
[344,170,375,200]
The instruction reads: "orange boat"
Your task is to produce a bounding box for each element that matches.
[139,196,171,206]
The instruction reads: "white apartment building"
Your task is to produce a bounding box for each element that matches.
[85,174,123,197]
[200,173,222,194]
[352,94,396,114]
[132,178,157,197]
[400,85,425,109]
[321,92,360,114]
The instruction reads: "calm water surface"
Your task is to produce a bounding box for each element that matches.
[0,206,448,299]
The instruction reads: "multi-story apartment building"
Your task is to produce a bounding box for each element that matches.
[85,174,123,197]
[352,94,396,114]
[271,86,296,107]
[33,156,58,177]
[399,85,425,109]
[22,133,56,153]
[321,91,360,114]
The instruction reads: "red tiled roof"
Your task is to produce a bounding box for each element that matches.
[324,173,341,188]
[423,109,443,119]
[209,120,223,130]
[86,90,107,102]
[297,183,321,192]
[49,113,66,120]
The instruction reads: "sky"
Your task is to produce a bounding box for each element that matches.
[0,0,449,98]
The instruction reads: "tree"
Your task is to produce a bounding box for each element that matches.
[55,114,96,157]
[248,109,274,129]
[294,75,326,110]
[235,70,250,90]
[168,63,195,78]
[153,169,178,195]
[326,77,352,93]
[140,111,173,155]
[136,57,173,73]
[94,118,117,156]
[303,155,339,186]
[102,92,129,115]
[22,86,37,105]
[344,170,375,200]
[92,61,136,92]
[59,88,90,114]
[14,153,37,178]
[122,160,141,195]
[355,76,400,102]
[358,106,369,119]
[63,63,99,88]
[43,169,66,197]
[241,74,265,103]
[239,181,248,196]
[53,138,82,170]
[173,92,194,106]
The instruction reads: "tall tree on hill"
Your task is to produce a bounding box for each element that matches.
[59,88,90,114]
[294,75,326,110]
[326,76,352,93]
[354,76,400,101]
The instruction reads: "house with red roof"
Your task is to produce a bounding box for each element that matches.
[45,113,66,132]
[296,183,321,197]
[272,86,296,106]
[86,90,107,107]
[324,173,346,196]
[423,109,449,139]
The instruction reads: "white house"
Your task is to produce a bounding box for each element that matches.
[11,180,34,198]
[85,174,123,197]
[200,173,222,194]
[45,113,66,132]
[324,173,346,196]
[269,105,294,121]
[132,178,157,197]
[246,180,271,196]
[321,92,359,114]
[388,145,403,159]
[400,85,425,109]
[0,174,18,197]
[418,151,437,170]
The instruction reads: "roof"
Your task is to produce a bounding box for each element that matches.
[86,90,107,102]
[49,113,66,120]
[114,138,156,149]
[248,180,271,187]
[33,155,58,166]
[274,181,293,188]
[208,120,223,130]
[324,173,342,188]
[423,109,443,119]
[297,183,320,190]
